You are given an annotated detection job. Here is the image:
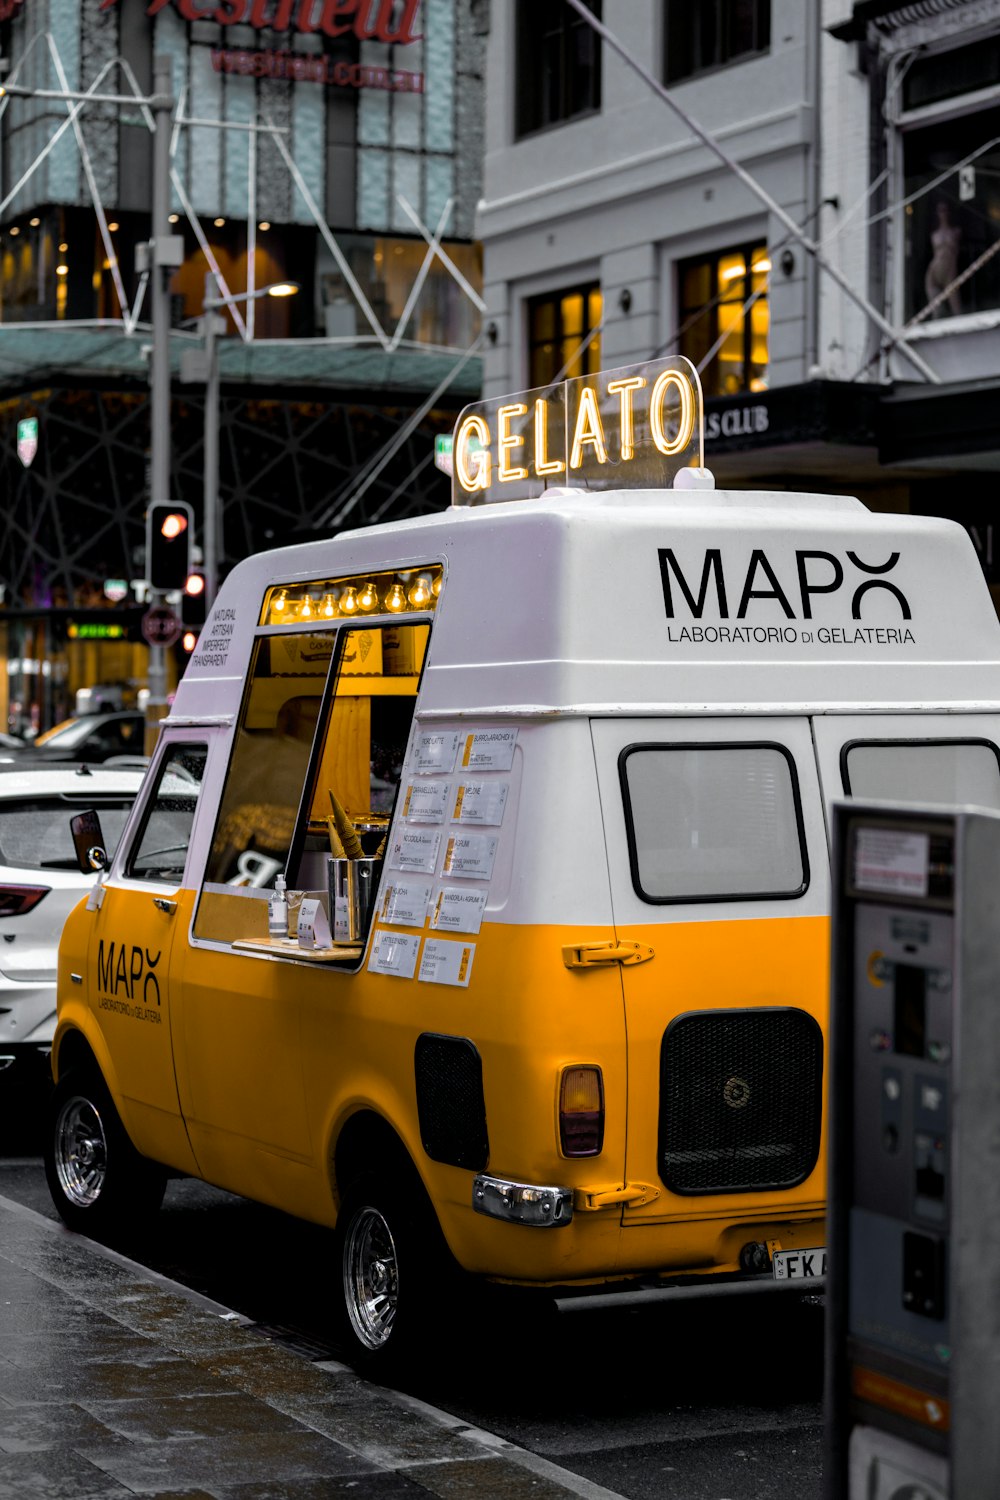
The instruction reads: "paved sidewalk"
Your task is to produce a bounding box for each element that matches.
[0,1194,622,1500]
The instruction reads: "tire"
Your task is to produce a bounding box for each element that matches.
[334,1169,450,1380]
[44,1067,167,1239]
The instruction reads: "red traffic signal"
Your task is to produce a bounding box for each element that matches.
[146,501,193,590]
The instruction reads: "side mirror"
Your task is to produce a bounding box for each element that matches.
[70,810,108,874]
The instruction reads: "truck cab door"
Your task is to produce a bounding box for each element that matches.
[589,716,830,1237]
[85,737,208,1174]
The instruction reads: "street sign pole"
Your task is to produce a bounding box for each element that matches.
[146,54,175,754]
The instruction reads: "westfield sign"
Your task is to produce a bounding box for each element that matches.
[98,0,423,43]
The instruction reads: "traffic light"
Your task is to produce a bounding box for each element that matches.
[180,570,206,653]
[146,501,193,591]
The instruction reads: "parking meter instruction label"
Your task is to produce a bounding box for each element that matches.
[379,880,432,927]
[431,886,487,934]
[388,829,441,874]
[460,728,518,771]
[401,780,449,823]
[368,930,421,978]
[413,731,460,774]
[443,832,498,879]
[418,938,475,987]
[452,781,508,826]
[854,828,929,897]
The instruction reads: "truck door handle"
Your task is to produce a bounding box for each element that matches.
[153,898,177,915]
[575,1182,661,1211]
[562,940,654,969]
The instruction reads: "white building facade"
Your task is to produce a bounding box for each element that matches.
[477,0,1000,604]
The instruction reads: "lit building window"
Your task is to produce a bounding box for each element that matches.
[515,0,602,140]
[527,283,602,389]
[665,0,770,84]
[677,244,769,397]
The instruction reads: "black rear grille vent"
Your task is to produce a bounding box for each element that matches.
[415,1033,489,1171]
[659,1008,822,1195]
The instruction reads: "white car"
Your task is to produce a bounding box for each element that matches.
[0,765,151,1084]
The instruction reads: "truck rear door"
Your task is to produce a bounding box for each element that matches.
[589,716,830,1245]
[811,714,1000,834]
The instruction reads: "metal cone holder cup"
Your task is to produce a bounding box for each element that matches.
[329,857,380,942]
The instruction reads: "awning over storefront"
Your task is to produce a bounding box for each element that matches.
[703,377,1000,485]
[702,379,883,485]
[878,378,1000,470]
[0,325,483,399]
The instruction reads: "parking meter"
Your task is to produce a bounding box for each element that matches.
[826,802,1000,1499]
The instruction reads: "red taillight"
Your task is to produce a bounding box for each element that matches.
[0,885,50,917]
[559,1065,605,1157]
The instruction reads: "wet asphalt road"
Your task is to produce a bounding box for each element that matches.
[1,1087,825,1500]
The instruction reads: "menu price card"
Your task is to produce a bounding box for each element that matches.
[418,938,475,988]
[368,930,421,979]
[379,880,432,928]
[413,731,461,775]
[431,886,487,935]
[388,829,442,875]
[442,833,498,880]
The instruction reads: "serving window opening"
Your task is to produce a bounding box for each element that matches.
[195,618,430,953]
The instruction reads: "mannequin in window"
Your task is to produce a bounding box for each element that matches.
[924,200,962,317]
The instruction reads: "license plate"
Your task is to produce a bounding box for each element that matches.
[772,1247,826,1280]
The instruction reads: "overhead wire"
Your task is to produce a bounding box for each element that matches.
[563,0,941,384]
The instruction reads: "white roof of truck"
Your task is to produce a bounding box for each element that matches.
[169,488,1000,721]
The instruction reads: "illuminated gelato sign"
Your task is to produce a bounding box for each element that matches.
[451,357,705,506]
[99,0,423,43]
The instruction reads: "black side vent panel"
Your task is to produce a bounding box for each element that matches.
[659,1008,823,1196]
[415,1033,489,1171]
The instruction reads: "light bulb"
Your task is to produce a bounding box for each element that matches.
[321,592,338,618]
[299,595,314,620]
[358,580,380,612]
[408,574,432,607]
[339,585,359,615]
[271,589,287,620]
[431,573,443,598]
[385,583,407,612]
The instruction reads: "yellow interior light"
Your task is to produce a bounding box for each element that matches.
[259,564,442,626]
[431,574,443,598]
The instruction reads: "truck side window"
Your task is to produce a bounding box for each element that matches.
[125,743,208,885]
[842,739,1000,807]
[619,742,808,903]
[195,621,428,947]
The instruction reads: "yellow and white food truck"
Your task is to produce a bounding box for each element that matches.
[46,358,1000,1373]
